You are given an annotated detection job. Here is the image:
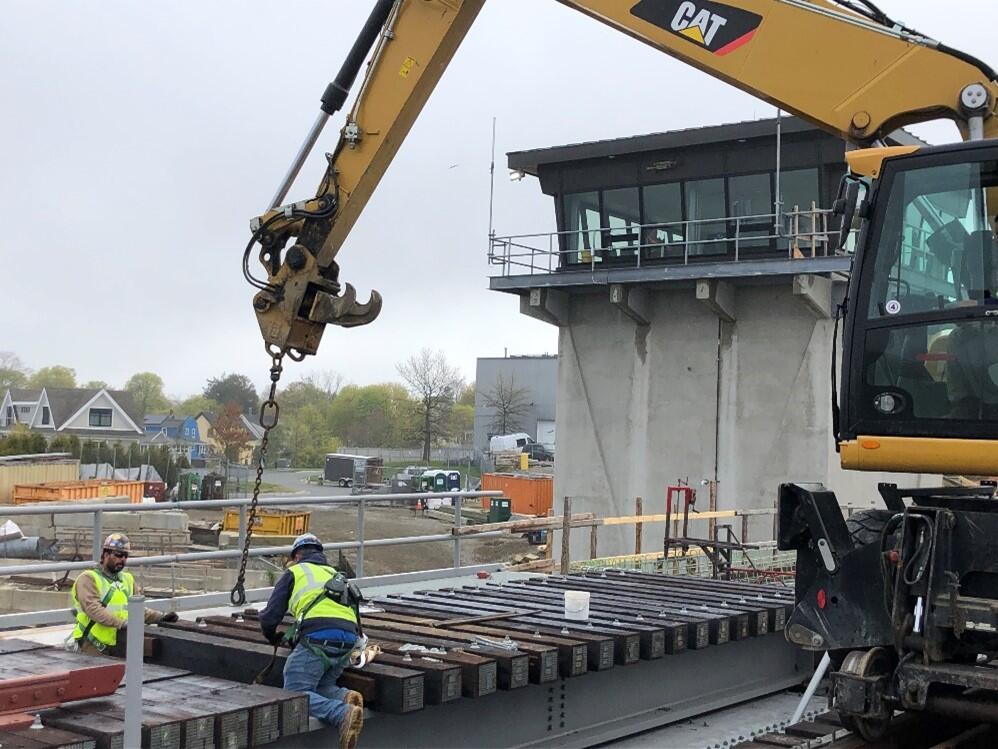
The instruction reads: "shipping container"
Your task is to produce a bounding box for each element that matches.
[480,473,553,516]
[0,457,79,504]
[222,509,310,536]
[12,479,145,505]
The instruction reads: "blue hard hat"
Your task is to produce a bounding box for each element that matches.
[291,533,323,555]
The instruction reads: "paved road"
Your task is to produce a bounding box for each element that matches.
[260,469,351,497]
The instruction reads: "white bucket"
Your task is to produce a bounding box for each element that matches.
[563,590,590,621]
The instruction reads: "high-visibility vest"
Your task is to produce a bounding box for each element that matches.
[70,569,134,649]
[288,563,358,626]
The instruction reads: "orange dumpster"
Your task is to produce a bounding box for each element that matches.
[13,480,146,505]
[481,473,553,516]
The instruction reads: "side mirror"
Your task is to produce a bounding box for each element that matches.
[834,180,862,251]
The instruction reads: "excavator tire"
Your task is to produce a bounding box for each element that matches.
[845,509,894,549]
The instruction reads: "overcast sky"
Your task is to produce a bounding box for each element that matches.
[1,0,993,399]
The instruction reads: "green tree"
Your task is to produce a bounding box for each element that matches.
[124,372,170,416]
[48,434,81,458]
[0,352,28,390]
[80,380,109,390]
[329,383,415,447]
[397,349,463,461]
[457,383,475,408]
[449,403,474,445]
[174,394,220,418]
[204,373,258,414]
[27,365,76,389]
[0,425,47,456]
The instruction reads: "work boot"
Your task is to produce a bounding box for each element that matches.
[345,690,364,709]
[339,704,363,749]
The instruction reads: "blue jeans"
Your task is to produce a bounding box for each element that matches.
[283,639,353,727]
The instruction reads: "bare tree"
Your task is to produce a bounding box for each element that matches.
[397,349,463,461]
[483,374,532,435]
[302,369,343,398]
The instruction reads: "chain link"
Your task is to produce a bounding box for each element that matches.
[230,350,285,606]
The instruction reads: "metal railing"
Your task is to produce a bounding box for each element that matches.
[0,490,503,582]
[489,208,839,277]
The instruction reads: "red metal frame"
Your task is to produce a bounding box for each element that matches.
[0,663,125,729]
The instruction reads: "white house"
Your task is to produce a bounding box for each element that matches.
[0,387,145,443]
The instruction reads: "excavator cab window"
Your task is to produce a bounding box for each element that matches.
[845,147,998,438]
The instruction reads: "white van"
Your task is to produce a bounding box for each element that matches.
[489,432,534,454]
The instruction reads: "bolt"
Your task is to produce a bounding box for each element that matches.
[851,111,872,132]
[285,245,307,271]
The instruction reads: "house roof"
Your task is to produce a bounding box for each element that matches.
[31,388,144,433]
[7,389,41,402]
[240,414,265,441]
[507,115,931,175]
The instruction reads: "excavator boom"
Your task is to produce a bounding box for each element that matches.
[250,0,998,360]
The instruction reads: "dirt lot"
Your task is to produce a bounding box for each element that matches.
[185,503,533,577]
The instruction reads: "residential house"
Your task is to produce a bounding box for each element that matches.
[144,413,209,465]
[196,411,264,466]
[0,387,144,443]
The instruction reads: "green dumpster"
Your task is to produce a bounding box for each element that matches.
[488,497,512,523]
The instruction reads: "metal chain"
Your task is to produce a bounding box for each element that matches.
[230,349,285,606]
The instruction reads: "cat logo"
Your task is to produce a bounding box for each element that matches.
[631,0,763,56]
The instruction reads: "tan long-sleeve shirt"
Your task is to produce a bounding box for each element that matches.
[74,569,164,628]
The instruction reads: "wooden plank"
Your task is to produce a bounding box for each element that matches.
[372,599,614,671]
[452,513,595,536]
[362,626,503,696]
[0,726,96,749]
[599,570,792,632]
[365,612,561,683]
[374,652,462,705]
[360,617,528,691]
[201,615,474,702]
[634,496,643,555]
[42,703,125,749]
[560,497,572,575]
[557,575,759,639]
[523,577,742,643]
[152,626,421,714]
[0,638,51,655]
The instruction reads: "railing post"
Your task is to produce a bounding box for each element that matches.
[452,495,462,570]
[634,497,643,555]
[92,509,103,563]
[560,497,572,575]
[124,595,145,749]
[734,217,740,261]
[356,497,365,578]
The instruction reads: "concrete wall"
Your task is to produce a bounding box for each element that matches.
[553,283,939,561]
[474,356,558,453]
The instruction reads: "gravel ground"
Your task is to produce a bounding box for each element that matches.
[185,503,533,577]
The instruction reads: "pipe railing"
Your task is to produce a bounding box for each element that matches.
[0,490,504,578]
[489,208,841,277]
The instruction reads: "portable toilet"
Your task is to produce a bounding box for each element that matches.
[179,472,201,501]
[201,473,226,500]
[488,497,512,523]
[446,471,462,491]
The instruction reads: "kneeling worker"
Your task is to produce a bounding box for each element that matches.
[259,533,364,749]
[70,533,178,656]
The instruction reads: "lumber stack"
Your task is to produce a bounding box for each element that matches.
[0,641,307,749]
[142,569,793,728]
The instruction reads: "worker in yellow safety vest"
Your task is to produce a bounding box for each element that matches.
[69,533,178,656]
[259,533,365,749]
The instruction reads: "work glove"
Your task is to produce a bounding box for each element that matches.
[265,631,283,646]
[161,612,179,623]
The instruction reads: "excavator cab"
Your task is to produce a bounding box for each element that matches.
[839,142,998,474]
[780,142,998,738]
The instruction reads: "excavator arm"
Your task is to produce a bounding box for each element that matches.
[250,0,998,357]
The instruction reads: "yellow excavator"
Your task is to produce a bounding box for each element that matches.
[237,0,998,737]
